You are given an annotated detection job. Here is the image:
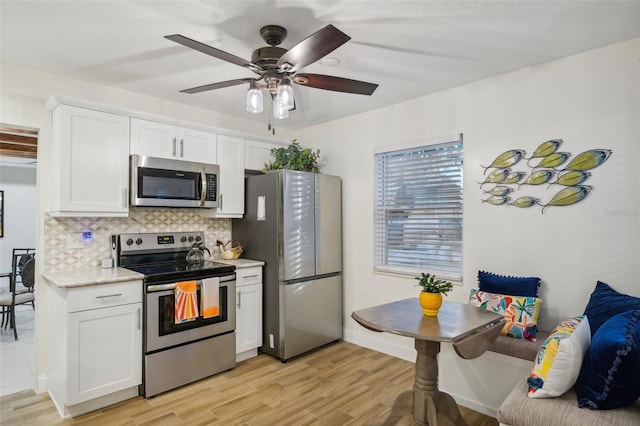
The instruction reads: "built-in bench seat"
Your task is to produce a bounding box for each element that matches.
[493,330,640,426]
[497,381,640,426]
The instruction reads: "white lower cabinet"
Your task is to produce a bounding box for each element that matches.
[235,266,263,361]
[49,280,142,417]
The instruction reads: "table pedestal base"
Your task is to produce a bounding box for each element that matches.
[373,340,468,426]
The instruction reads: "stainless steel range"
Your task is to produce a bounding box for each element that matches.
[113,231,236,398]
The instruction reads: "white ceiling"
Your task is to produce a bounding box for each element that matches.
[2,1,640,131]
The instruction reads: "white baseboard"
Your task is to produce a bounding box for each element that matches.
[36,374,47,394]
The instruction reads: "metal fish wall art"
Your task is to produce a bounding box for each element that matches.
[541,185,593,213]
[480,140,611,213]
[481,150,525,174]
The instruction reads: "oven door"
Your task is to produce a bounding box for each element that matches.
[145,274,235,353]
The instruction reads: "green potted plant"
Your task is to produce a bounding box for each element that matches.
[262,139,320,173]
[415,272,453,316]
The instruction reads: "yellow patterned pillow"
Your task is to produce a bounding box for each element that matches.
[527,316,591,398]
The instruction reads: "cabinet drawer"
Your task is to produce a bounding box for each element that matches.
[67,280,142,313]
[236,267,262,286]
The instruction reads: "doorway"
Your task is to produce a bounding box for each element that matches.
[0,125,38,396]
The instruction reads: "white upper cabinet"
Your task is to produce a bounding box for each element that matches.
[213,135,245,218]
[51,105,130,216]
[130,118,217,164]
[244,140,280,171]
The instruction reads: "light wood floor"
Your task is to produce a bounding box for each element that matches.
[0,341,498,425]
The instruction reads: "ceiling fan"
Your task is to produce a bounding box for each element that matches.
[165,24,378,119]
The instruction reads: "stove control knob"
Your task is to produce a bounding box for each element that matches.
[195,236,202,242]
[181,236,187,243]
[136,238,143,245]
[126,238,134,246]
[188,236,194,242]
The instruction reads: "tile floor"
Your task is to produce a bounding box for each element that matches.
[0,304,36,396]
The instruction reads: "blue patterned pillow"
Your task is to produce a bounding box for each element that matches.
[576,310,640,409]
[583,281,640,337]
[478,270,540,297]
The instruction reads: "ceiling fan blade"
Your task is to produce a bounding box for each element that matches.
[294,73,378,95]
[165,34,261,72]
[277,25,350,73]
[181,78,257,94]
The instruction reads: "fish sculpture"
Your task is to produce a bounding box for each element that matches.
[541,185,593,213]
[483,186,514,196]
[479,169,509,187]
[563,149,612,171]
[551,171,591,187]
[482,195,511,205]
[509,196,541,208]
[533,152,571,169]
[503,171,527,184]
[481,150,525,174]
[520,170,556,186]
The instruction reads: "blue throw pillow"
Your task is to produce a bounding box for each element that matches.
[583,281,640,337]
[576,310,640,410]
[477,270,540,297]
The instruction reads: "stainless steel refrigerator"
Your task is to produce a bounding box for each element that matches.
[233,170,343,361]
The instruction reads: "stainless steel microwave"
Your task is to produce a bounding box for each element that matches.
[130,154,219,208]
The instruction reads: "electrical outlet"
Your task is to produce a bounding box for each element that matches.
[269,334,275,349]
[67,232,93,249]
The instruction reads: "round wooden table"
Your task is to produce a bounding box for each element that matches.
[352,298,504,426]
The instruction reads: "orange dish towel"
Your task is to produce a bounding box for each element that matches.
[201,277,220,319]
[175,280,199,323]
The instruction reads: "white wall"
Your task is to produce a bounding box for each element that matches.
[299,38,640,415]
[0,164,37,271]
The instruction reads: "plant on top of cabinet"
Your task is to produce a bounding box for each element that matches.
[262,140,320,173]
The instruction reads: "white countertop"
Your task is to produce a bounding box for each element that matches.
[43,258,264,288]
[215,258,265,268]
[43,267,144,288]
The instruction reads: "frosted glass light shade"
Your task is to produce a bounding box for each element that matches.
[276,79,295,110]
[246,86,263,113]
[273,99,289,119]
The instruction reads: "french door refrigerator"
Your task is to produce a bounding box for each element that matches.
[233,170,343,361]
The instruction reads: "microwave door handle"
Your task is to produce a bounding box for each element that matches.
[199,169,207,206]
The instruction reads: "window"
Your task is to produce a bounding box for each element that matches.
[374,137,463,280]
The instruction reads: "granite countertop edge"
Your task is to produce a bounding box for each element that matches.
[215,258,265,268]
[43,267,145,288]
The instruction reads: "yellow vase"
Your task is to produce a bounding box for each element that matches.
[419,292,443,316]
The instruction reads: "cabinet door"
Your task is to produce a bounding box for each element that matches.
[130,118,177,159]
[244,140,280,171]
[67,303,142,405]
[236,283,263,354]
[216,135,245,217]
[179,128,217,163]
[54,105,129,215]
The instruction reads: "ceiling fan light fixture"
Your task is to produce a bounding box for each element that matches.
[273,98,289,119]
[246,82,263,114]
[275,78,295,110]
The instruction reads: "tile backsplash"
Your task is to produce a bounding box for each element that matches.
[44,209,231,272]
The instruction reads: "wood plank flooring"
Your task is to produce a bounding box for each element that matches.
[0,341,498,425]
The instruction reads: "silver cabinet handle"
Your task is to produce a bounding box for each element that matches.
[237,290,241,308]
[172,137,177,156]
[137,307,141,330]
[242,274,259,279]
[95,293,123,299]
[122,188,128,209]
[180,139,184,157]
[219,193,223,210]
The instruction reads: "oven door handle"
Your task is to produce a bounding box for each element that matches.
[146,274,235,293]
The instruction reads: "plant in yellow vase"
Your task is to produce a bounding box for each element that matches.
[415,273,454,316]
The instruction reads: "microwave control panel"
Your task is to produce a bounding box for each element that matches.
[205,174,217,201]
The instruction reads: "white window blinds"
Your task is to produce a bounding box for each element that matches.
[374,138,463,280]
